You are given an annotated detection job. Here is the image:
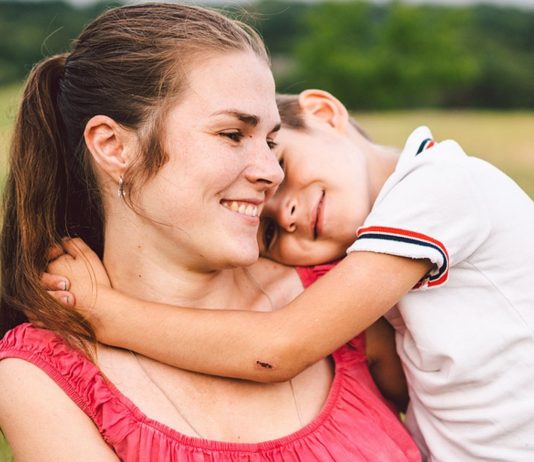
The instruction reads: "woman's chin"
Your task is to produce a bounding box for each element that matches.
[226,245,260,269]
[235,252,260,268]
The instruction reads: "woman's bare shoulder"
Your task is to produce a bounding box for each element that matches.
[0,357,118,460]
[247,258,304,307]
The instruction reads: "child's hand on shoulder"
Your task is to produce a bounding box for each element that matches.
[42,238,110,323]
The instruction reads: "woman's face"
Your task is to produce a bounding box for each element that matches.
[135,51,283,271]
[259,123,372,266]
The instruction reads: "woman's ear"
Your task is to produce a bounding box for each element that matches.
[298,89,350,133]
[84,115,136,181]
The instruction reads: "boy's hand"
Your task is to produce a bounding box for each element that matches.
[44,238,111,325]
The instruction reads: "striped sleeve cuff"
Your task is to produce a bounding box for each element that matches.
[347,226,449,289]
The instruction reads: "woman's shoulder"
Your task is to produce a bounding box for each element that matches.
[246,259,342,307]
[247,258,303,307]
[0,354,118,460]
[0,323,63,358]
[294,262,340,288]
[0,323,104,416]
[0,323,87,369]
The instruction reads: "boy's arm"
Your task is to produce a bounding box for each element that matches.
[48,239,430,383]
[0,358,119,461]
[365,316,409,413]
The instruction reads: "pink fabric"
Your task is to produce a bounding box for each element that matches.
[0,268,419,461]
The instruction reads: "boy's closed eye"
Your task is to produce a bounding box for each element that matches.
[258,217,279,256]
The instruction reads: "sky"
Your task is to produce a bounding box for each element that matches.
[179,0,534,6]
[373,0,534,6]
[174,0,534,8]
[52,0,534,8]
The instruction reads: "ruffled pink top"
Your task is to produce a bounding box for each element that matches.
[0,265,420,461]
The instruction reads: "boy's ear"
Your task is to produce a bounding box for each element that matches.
[298,89,350,133]
[83,115,136,182]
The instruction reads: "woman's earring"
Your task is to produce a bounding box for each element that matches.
[118,175,126,199]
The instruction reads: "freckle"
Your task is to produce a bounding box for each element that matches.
[138,274,142,278]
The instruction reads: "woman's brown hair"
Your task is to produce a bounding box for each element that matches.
[0,3,268,349]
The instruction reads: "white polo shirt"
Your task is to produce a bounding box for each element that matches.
[348,127,534,461]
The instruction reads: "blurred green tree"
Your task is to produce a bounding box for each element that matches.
[289,1,479,109]
[0,0,533,109]
[0,1,117,85]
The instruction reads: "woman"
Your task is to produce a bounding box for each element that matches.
[0,4,419,460]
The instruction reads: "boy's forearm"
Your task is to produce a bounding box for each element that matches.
[93,286,298,382]
[92,253,430,383]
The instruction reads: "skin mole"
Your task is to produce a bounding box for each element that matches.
[256,360,273,369]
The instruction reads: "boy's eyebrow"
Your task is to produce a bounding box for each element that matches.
[211,110,281,132]
[271,122,281,133]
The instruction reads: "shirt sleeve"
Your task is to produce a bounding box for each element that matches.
[347,140,491,289]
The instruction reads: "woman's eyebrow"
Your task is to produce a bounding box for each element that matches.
[210,110,281,132]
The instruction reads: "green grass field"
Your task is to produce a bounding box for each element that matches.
[355,110,534,198]
[0,84,22,186]
[0,430,12,461]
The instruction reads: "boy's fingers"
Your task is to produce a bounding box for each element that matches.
[62,237,92,259]
[47,243,65,261]
[47,290,76,307]
[41,272,70,291]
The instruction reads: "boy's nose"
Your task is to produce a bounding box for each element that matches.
[279,197,297,232]
[264,191,298,233]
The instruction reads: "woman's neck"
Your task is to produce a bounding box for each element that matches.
[102,216,257,310]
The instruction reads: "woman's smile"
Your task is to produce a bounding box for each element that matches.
[221,199,262,218]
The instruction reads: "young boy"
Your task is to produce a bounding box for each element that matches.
[47,90,534,461]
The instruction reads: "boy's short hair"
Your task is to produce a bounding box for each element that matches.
[276,93,370,140]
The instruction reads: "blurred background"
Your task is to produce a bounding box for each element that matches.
[0,0,533,457]
[0,0,533,196]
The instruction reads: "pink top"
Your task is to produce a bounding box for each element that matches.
[0,266,420,461]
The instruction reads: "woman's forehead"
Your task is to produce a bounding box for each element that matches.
[184,51,276,112]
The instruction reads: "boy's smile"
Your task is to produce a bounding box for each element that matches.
[259,124,373,266]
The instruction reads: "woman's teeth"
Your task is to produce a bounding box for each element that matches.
[222,201,259,217]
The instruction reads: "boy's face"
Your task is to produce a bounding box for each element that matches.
[259,124,373,266]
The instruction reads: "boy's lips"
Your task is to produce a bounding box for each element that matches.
[311,190,325,240]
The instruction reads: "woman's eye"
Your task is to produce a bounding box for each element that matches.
[278,157,284,170]
[263,219,278,250]
[221,131,243,143]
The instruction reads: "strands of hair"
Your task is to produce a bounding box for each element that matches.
[0,3,268,352]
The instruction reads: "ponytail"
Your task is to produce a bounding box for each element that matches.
[0,3,270,348]
[0,55,96,348]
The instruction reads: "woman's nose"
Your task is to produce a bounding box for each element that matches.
[245,145,284,191]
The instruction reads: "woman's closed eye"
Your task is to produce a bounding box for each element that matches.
[220,132,277,151]
[220,130,244,143]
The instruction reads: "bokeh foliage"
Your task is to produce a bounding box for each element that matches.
[249,0,534,109]
[0,0,118,83]
[0,0,533,111]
